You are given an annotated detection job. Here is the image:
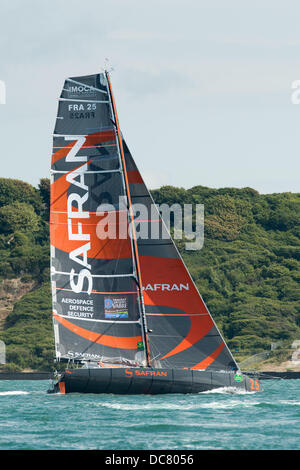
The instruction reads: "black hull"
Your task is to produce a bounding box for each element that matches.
[48,368,261,394]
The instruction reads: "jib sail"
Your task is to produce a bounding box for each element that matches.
[50,73,146,366]
[121,140,238,371]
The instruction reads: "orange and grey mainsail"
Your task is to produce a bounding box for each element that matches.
[50,72,238,371]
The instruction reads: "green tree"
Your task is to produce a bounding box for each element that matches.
[0,202,40,234]
[0,178,43,213]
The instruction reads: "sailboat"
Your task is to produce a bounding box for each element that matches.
[48,71,261,394]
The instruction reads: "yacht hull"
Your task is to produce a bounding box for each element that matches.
[48,368,261,394]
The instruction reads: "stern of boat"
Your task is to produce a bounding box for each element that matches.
[47,371,66,394]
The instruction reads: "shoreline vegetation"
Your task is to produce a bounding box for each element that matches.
[0,177,299,373]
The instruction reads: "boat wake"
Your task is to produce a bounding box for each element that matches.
[0,391,29,396]
[202,386,256,394]
[95,398,260,411]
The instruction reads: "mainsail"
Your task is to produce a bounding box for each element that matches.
[50,72,238,372]
[50,73,146,366]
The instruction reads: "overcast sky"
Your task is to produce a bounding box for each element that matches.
[0,0,300,194]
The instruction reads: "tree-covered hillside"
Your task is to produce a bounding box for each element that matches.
[0,178,299,371]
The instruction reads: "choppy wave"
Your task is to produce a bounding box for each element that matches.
[0,391,29,396]
[95,399,260,411]
[1,379,300,450]
[202,386,255,394]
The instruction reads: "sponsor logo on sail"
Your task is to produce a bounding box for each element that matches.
[65,136,93,295]
[104,296,128,319]
[143,283,189,292]
[67,351,102,360]
[67,84,96,99]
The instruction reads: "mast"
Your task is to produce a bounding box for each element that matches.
[105,71,151,368]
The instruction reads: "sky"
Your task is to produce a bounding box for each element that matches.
[0,0,300,194]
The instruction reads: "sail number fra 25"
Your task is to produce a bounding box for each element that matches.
[68,103,96,119]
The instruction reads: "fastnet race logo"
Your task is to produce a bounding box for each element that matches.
[0,80,5,104]
[96,199,204,251]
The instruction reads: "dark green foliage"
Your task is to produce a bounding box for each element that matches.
[0,178,300,371]
[0,202,40,234]
[0,178,43,213]
[0,283,54,371]
[0,178,50,281]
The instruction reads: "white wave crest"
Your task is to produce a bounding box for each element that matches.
[95,398,259,411]
[202,386,255,395]
[0,391,29,396]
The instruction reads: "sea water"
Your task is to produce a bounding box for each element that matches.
[0,379,299,450]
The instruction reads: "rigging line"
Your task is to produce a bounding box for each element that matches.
[106,70,151,368]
